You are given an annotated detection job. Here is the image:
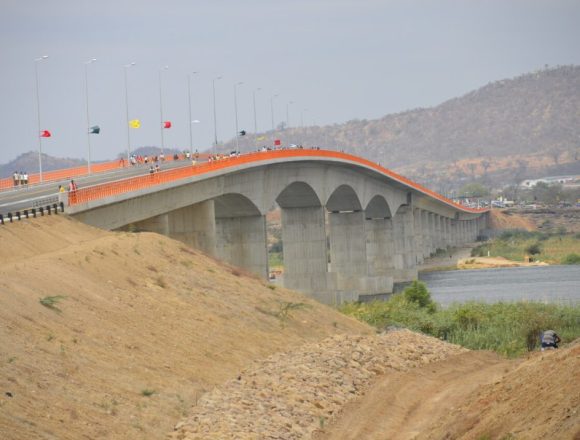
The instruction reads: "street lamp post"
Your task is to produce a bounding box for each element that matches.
[286,100,294,129]
[124,62,136,163]
[190,119,200,157]
[253,87,261,147]
[187,72,198,158]
[233,81,243,152]
[212,76,222,152]
[34,55,48,182]
[159,65,169,157]
[84,58,97,174]
[270,94,279,132]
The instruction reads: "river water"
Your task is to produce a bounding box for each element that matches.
[419,265,580,307]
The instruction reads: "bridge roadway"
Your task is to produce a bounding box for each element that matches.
[3,149,489,305]
[0,158,194,216]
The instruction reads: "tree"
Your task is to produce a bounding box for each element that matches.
[459,182,490,198]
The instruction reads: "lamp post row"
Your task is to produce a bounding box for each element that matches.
[34,57,305,181]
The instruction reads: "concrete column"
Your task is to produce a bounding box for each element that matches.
[422,211,431,258]
[328,211,367,300]
[414,208,424,264]
[281,206,332,299]
[453,219,459,247]
[401,207,416,270]
[443,217,450,248]
[391,209,417,282]
[215,214,268,278]
[133,213,169,235]
[166,200,216,255]
[392,212,405,272]
[364,218,395,295]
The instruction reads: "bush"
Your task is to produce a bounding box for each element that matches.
[561,253,580,265]
[525,243,542,255]
[403,281,436,312]
[340,299,580,357]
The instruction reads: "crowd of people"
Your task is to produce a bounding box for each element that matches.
[12,171,29,186]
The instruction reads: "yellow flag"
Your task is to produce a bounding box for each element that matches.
[129,119,141,128]
[256,136,266,141]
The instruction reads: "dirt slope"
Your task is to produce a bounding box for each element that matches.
[170,330,467,439]
[317,344,579,440]
[489,209,536,231]
[316,351,513,440]
[0,216,370,440]
[420,342,580,440]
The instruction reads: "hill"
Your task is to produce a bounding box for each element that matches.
[0,216,370,439]
[0,151,86,178]
[234,65,580,188]
[1,216,578,439]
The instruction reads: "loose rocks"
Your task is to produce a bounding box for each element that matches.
[170,329,466,439]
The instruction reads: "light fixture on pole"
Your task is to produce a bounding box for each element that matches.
[159,65,169,157]
[286,100,294,129]
[34,55,49,182]
[84,58,97,174]
[124,62,136,163]
[212,76,222,152]
[270,94,279,132]
[187,71,198,158]
[191,119,200,158]
[252,87,261,147]
[233,81,243,152]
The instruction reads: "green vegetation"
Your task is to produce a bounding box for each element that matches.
[268,251,283,268]
[561,253,580,264]
[140,389,156,397]
[340,282,580,357]
[39,295,66,312]
[471,230,580,263]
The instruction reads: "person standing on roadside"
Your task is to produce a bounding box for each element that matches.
[13,171,19,187]
[541,330,561,350]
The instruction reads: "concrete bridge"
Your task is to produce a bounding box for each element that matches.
[66,149,488,304]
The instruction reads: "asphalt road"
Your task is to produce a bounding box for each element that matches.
[0,159,193,216]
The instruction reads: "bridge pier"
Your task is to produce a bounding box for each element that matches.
[328,210,368,302]
[363,217,395,297]
[215,214,268,278]
[281,206,335,302]
[414,208,424,265]
[166,201,216,255]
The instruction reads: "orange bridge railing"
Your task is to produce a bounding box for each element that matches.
[68,150,488,214]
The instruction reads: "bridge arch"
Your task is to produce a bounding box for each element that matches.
[326,184,362,212]
[365,195,392,219]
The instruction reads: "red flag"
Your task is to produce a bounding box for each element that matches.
[163,121,172,129]
[40,130,51,137]
[274,139,281,146]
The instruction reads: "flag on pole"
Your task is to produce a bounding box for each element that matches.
[163,121,172,129]
[238,130,246,136]
[129,119,141,128]
[89,125,100,134]
[274,139,281,146]
[40,130,51,137]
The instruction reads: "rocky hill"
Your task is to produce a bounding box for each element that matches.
[234,65,580,189]
[0,151,86,178]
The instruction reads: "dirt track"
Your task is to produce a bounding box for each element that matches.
[316,351,513,440]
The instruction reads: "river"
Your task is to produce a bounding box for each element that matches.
[419,265,580,307]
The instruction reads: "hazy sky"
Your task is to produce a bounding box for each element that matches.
[1,0,579,164]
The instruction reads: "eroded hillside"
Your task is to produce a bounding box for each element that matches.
[0,216,370,439]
